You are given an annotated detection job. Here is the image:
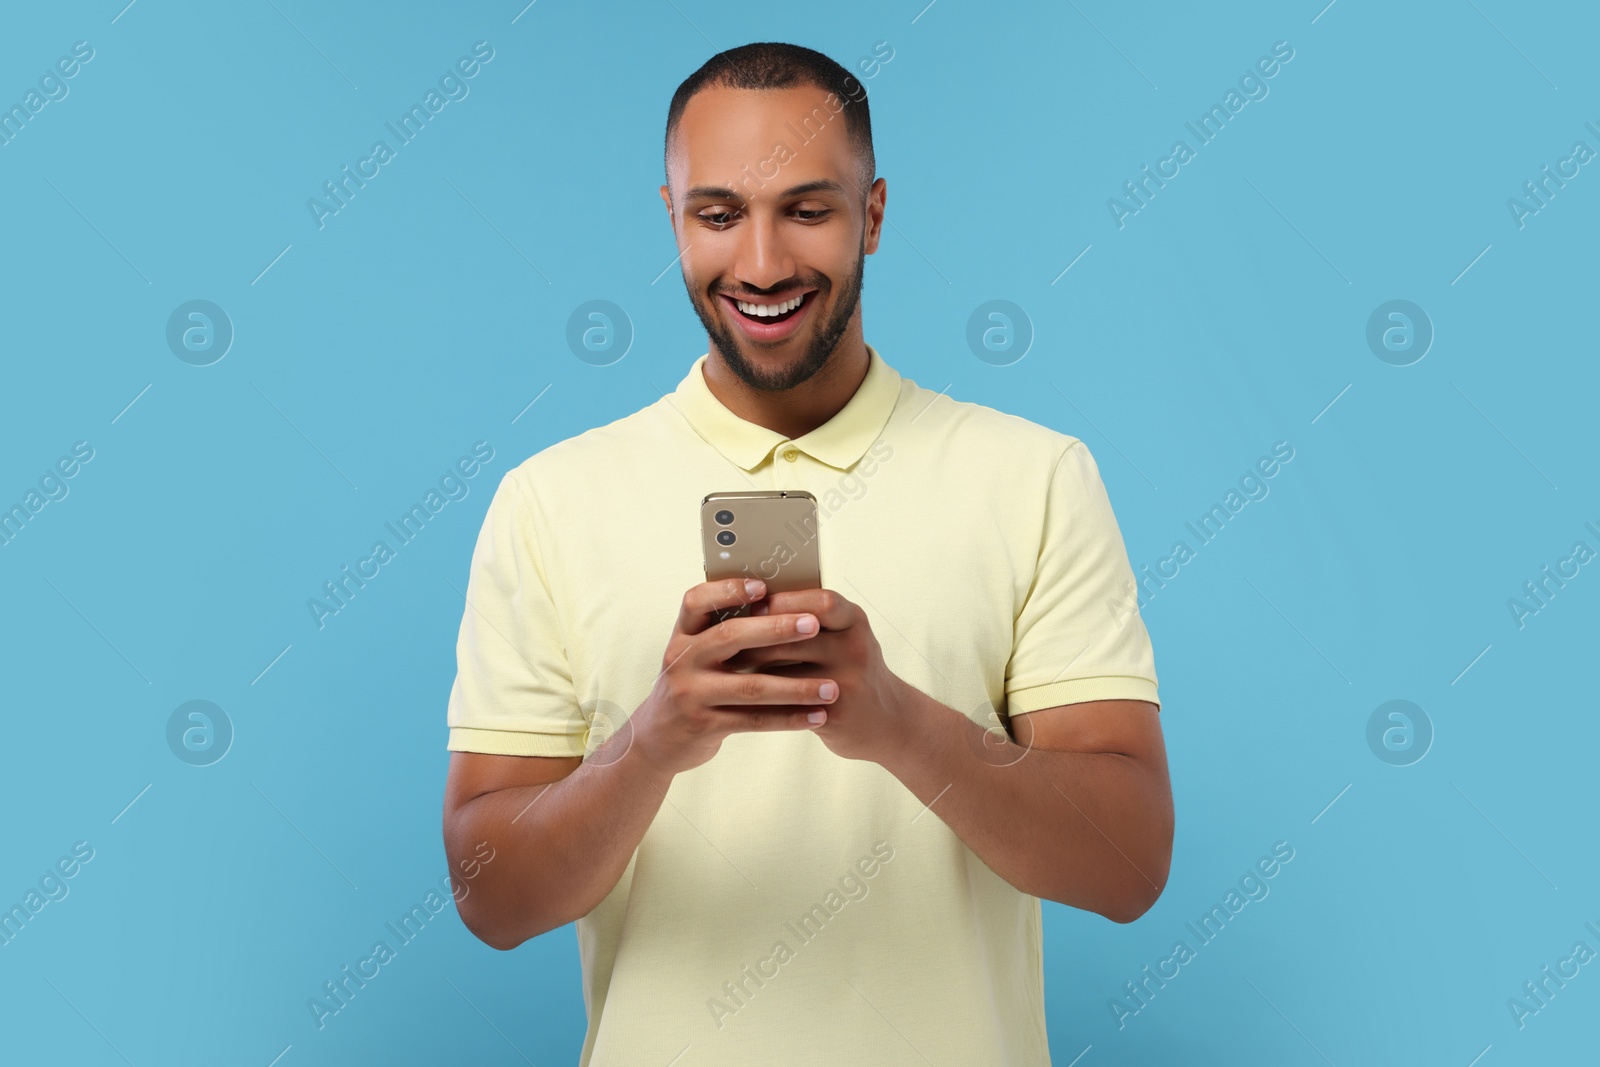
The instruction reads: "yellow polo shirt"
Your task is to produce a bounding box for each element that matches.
[446,344,1159,1065]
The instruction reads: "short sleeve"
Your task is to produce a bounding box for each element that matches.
[1005,440,1160,715]
[446,469,589,756]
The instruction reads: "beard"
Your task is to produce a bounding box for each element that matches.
[685,241,866,394]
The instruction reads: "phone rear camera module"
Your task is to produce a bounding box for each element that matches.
[714,509,734,525]
[716,530,736,546]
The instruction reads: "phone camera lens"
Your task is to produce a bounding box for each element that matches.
[716,530,736,546]
[714,509,734,525]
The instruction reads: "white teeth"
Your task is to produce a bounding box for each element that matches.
[735,294,805,317]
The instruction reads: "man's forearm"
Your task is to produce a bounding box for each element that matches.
[877,689,1172,922]
[449,740,674,949]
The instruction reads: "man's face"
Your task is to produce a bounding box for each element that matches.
[661,84,885,393]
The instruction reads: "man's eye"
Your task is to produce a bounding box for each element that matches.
[698,207,828,226]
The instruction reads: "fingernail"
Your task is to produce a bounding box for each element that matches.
[818,682,837,700]
[807,710,826,725]
[796,615,818,634]
[745,579,764,597]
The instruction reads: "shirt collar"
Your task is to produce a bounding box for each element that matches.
[667,343,902,472]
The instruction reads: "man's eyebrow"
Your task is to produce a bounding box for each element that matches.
[682,178,848,203]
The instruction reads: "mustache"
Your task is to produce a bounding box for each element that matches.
[714,282,825,301]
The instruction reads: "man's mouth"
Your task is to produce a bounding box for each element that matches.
[731,292,809,322]
[718,289,818,341]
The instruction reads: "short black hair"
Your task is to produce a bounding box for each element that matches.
[664,42,875,197]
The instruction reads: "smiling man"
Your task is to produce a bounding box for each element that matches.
[442,42,1171,1066]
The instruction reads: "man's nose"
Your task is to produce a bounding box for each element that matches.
[733,212,795,291]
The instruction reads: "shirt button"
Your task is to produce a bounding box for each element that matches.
[782,448,799,462]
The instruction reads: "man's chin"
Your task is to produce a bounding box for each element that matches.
[724,326,802,353]
[717,333,827,391]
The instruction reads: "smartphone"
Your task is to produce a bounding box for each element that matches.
[701,490,821,623]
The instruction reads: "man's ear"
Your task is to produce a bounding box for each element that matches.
[659,184,674,228]
[863,177,887,255]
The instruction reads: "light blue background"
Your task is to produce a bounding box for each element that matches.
[2,1,1595,1064]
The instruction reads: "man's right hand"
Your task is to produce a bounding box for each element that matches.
[628,578,838,775]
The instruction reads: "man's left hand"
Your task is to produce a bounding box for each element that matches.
[730,587,921,764]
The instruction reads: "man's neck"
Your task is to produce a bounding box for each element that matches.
[701,337,870,441]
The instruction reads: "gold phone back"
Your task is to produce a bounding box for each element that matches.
[701,491,821,596]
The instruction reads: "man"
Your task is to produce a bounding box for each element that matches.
[442,41,1171,1066]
